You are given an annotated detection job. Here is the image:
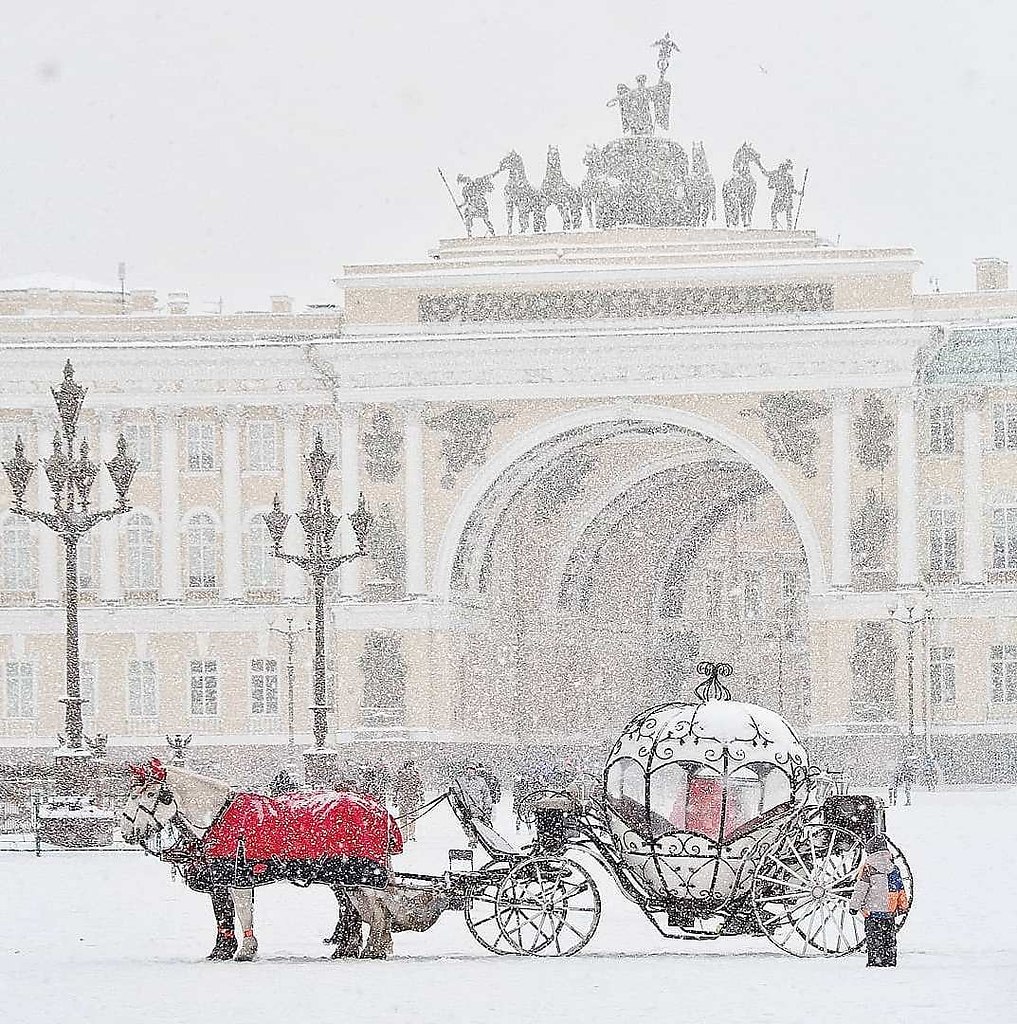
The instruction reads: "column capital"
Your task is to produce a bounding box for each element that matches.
[221,406,242,430]
[895,385,919,407]
[337,402,362,419]
[32,408,55,431]
[401,400,425,421]
[154,406,179,427]
[830,389,854,413]
[959,388,988,412]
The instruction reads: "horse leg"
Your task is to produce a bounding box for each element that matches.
[505,202,514,235]
[231,887,258,961]
[350,890,393,959]
[207,887,238,961]
[329,887,364,959]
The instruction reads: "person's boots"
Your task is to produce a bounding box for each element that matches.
[207,928,238,960]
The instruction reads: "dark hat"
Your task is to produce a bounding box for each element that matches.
[866,835,888,854]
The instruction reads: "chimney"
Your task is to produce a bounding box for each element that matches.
[975,258,1009,292]
[129,289,158,313]
[270,294,293,315]
[166,291,190,315]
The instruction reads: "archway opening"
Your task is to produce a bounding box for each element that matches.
[445,414,813,746]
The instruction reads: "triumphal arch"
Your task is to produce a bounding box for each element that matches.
[3,43,1017,782]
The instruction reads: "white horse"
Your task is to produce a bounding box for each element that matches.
[121,761,448,961]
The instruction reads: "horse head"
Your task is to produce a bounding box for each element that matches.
[121,759,177,844]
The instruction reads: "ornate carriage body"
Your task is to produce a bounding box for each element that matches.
[604,696,810,923]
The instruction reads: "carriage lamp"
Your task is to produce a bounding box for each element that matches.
[2,435,34,510]
[3,360,138,766]
[263,431,374,756]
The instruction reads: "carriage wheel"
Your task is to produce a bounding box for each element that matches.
[494,856,601,957]
[464,863,515,955]
[750,823,867,957]
[886,837,914,932]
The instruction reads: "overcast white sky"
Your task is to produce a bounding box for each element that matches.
[2,1,1015,311]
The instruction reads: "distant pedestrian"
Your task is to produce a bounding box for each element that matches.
[393,760,424,840]
[849,835,908,967]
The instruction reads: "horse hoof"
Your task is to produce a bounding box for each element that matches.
[360,948,388,960]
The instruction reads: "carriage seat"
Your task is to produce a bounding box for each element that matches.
[446,785,521,860]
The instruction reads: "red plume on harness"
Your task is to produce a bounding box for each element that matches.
[148,758,167,782]
[127,759,167,785]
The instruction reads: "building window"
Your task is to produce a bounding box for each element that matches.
[250,658,279,716]
[990,644,1017,703]
[122,422,154,472]
[247,421,278,471]
[743,569,763,621]
[992,506,1017,570]
[5,661,35,718]
[928,404,955,454]
[929,507,958,571]
[124,513,156,591]
[80,660,97,720]
[1,516,32,591]
[928,646,955,706]
[993,403,1017,451]
[246,518,277,588]
[127,660,158,718]
[185,421,216,472]
[189,659,219,717]
[186,514,217,589]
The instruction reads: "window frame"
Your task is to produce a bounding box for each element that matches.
[991,506,1017,570]
[993,403,1017,451]
[990,644,1017,704]
[185,420,216,473]
[126,659,158,718]
[121,421,155,473]
[246,420,279,472]
[250,657,280,716]
[928,506,959,571]
[189,658,219,717]
[928,402,956,454]
[5,660,35,719]
[186,513,218,589]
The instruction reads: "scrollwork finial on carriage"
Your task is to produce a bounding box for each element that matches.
[693,661,733,702]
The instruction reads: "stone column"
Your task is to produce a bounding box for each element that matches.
[33,413,60,603]
[98,412,122,602]
[830,391,852,587]
[158,410,182,600]
[961,392,986,583]
[282,416,304,600]
[221,408,244,601]
[404,402,426,598]
[340,404,361,598]
[896,388,920,587]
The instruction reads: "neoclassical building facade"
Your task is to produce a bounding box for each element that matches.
[1,233,1015,780]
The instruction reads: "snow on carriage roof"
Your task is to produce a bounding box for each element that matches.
[607,698,809,776]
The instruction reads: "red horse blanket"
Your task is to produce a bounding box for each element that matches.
[195,791,403,890]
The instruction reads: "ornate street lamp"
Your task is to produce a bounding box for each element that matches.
[2,361,137,775]
[264,432,373,780]
[887,595,931,781]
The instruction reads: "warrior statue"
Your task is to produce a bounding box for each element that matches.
[650,31,679,130]
[761,158,800,230]
[722,141,763,228]
[607,75,657,135]
[456,172,497,237]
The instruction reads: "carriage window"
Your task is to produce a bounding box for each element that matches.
[606,758,650,836]
[721,766,793,841]
[649,764,691,833]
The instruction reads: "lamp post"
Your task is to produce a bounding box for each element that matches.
[269,616,310,754]
[763,602,798,718]
[263,432,372,784]
[887,596,930,755]
[2,361,137,787]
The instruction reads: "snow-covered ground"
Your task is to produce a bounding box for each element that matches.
[2,788,1014,1024]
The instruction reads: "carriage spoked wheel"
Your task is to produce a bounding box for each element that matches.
[464,863,516,955]
[885,837,914,933]
[494,856,601,957]
[750,823,870,957]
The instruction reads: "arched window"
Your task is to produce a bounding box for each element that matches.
[1,516,33,591]
[186,513,217,589]
[124,513,156,591]
[245,517,277,588]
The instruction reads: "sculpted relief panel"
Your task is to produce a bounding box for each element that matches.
[419,283,834,324]
[741,392,829,478]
